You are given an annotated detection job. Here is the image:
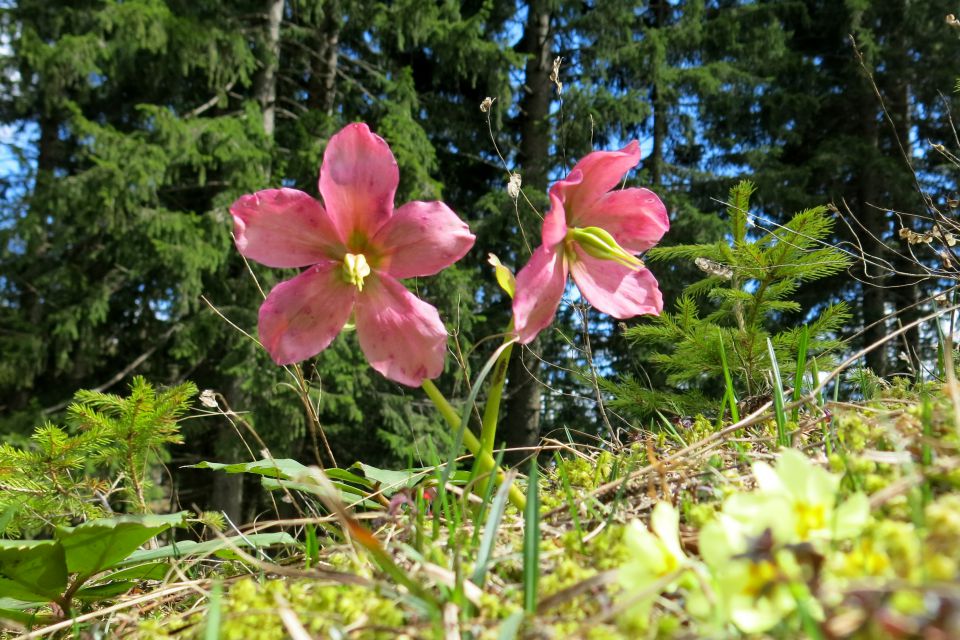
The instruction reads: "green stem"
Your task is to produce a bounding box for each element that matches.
[475,337,514,498]
[421,379,526,510]
[480,331,515,461]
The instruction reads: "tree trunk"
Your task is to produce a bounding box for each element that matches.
[502,0,553,461]
[211,0,284,520]
[309,0,340,116]
[849,19,889,376]
[645,0,668,186]
[254,0,284,137]
[885,2,922,372]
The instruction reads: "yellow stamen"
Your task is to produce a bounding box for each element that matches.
[567,226,644,270]
[744,560,779,598]
[343,253,371,291]
[794,501,826,538]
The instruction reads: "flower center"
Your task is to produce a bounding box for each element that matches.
[565,226,644,270]
[342,253,371,291]
[793,501,826,538]
[743,560,779,598]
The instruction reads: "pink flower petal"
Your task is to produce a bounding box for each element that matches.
[354,275,448,386]
[372,201,476,278]
[319,123,399,244]
[575,187,669,253]
[569,244,663,319]
[258,262,356,364]
[541,188,571,248]
[512,244,568,344]
[551,141,642,222]
[230,189,343,268]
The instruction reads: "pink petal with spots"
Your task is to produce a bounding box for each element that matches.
[373,201,476,278]
[512,244,568,344]
[258,262,356,364]
[231,189,343,268]
[569,244,663,319]
[551,141,642,221]
[576,187,669,253]
[541,187,571,248]
[354,275,448,386]
[319,123,399,242]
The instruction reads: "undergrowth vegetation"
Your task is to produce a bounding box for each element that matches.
[2,177,960,638]
[4,371,958,638]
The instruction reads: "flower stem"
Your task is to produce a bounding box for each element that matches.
[421,379,526,510]
[479,332,515,460]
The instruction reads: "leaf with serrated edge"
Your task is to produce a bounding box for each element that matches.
[55,512,188,577]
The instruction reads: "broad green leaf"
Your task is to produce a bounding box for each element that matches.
[190,459,444,499]
[119,532,298,565]
[187,459,309,480]
[324,467,374,489]
[55,512,189,577]
[0,597,55,625]
[75,581,141,600]
[0,597,56,625]
[90,561,170,584]
[0,540,67,602]
[349,463,432,494]
[259,478,380,509]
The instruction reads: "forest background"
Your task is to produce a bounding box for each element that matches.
[1,0,956,523]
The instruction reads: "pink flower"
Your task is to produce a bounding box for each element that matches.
[512,141,668,344]
[230,123,475,386]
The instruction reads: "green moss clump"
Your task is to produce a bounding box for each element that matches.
[134,578,405,640]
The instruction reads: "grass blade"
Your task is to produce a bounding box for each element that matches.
[553,452,583,547]
[767,337,789,447]
[522,457,540,614]
[204,581,222,640]
[791,325,809,422]
[471,469,517,587]
[717,328,740,423]
[497,610,525,640]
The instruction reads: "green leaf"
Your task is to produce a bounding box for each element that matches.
[0,540,68,602]
[348,463,432,495]
[187,458,310,480]
[0,597,56,625]
[90,561,170,584]
[74,581,141,600]
[55,512,189,577]
[523,459,540,614]
[259,478,381,509]
[119,532,298,565]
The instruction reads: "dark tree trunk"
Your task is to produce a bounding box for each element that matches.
[502,0,553,461]
[885,2,922,372]
[309,0,340,116]
[211,0,284,520]
[850,24,889,376]
[645,0,668,186]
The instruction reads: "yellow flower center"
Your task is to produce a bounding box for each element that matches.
[660,548,681,576]
[343,253,371,291]
[794,501,826,538]
[744,560,779,598]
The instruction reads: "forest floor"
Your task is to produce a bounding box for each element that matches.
[6,374,960,640]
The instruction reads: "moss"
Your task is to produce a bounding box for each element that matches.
[132,578,405,640]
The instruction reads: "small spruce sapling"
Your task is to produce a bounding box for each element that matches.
[609,181,851,421]
[0,377,196,535]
